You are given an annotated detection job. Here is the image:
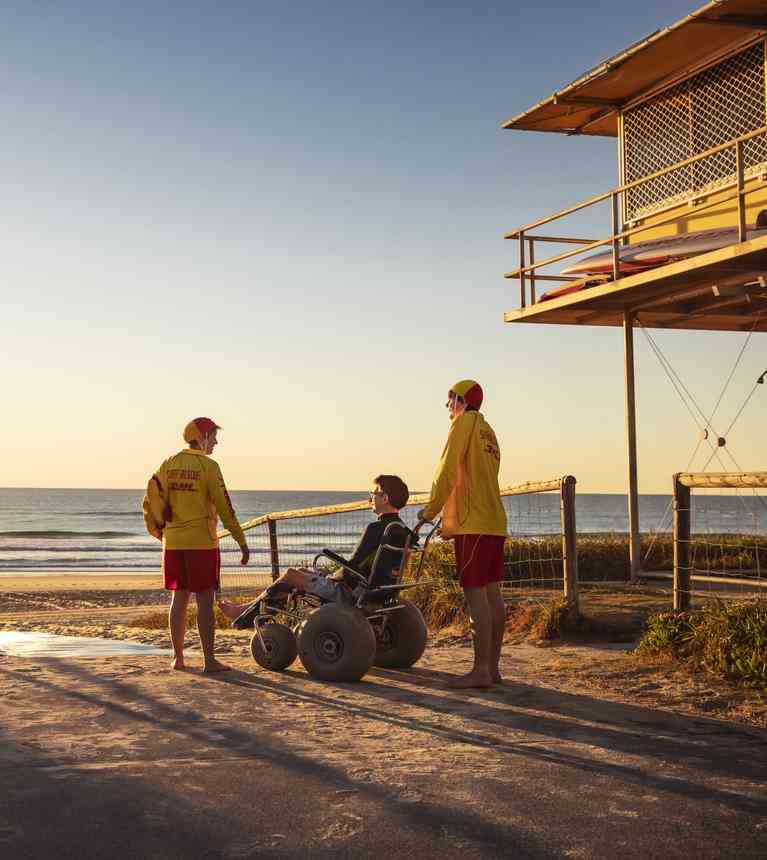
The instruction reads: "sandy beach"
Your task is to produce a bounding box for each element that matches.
[0,574,161,592]
[2,595,767,858]
[0,572,764,728]
[1,573,767,856]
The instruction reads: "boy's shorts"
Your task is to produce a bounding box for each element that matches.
[163,548,220,593]
[453,535,506,589]
[306,574,354,605]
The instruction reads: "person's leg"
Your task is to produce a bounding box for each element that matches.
[448,585,493,688]
[486,581,506,683]
[219,568,312,620]
[168,589,191,670]
[195,587,229,673]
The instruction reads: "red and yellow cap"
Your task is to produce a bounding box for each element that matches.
[183,417,221,444]
[449,379,483,409]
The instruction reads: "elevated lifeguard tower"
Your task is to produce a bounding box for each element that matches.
[503,1,767,578]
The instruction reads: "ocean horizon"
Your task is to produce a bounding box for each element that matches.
[1,487,764,574]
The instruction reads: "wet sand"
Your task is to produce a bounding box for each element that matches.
[0,573,160,592]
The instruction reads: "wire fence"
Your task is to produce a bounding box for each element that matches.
[672,471,767,609]
[219,476,579,612]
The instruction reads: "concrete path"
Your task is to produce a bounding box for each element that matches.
[0,644,765,858]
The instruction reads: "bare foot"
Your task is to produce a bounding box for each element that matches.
[218,600,246,620]
[446,671,493,689]
[203,659,231,674]
[171,657,186,671]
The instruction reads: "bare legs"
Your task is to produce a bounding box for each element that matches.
[197,588,229,673]
[487,582,507,683]
[169,589,190,670]
[168,587,229,672]
[448,583,506,689]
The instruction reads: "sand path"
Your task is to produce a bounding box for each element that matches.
[1,643,766,858]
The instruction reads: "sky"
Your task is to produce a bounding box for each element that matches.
[4,0,766,493]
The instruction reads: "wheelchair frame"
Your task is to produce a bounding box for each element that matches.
[250,518,439,654]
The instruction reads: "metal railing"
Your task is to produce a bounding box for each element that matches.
[505,124,767,308]
[218,476,579,614]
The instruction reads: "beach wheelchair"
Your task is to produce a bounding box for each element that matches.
[237,519,438,682]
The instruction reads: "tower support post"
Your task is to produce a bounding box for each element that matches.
[623,310,641,582]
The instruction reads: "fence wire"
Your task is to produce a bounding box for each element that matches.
[680,486,767,607]
[503,491,564,598]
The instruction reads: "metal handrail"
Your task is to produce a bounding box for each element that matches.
[505,180,764,279]
[505,123,767,308]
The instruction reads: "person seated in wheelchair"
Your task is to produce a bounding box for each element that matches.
[219,474,410,627]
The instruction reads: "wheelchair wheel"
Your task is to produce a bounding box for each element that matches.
[297,604,376,682]
[373,600,428,669]
[250,622,297,671]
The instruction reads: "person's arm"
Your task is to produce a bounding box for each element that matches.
[326,522,380,581]
[142,463,167,539]
[347,522,382,569]
[422,414,474,521]
[208,461,248,555]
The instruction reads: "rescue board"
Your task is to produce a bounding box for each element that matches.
[538,275,609,303]
[561,225,767,277]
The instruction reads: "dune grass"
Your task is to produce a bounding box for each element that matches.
[128,595,254,631]
[404,536,675,642]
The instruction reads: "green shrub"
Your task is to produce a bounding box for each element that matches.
[637,600,767,687]
[636,611,694,652]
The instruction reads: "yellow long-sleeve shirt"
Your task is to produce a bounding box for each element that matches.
[422,411,507,538]
[144,449,247,550]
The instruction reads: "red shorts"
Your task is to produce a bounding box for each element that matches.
[163,548,220,593]
[453,535,506,589]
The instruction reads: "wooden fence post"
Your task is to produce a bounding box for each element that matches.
[560,475,579,618]
[267,518,280,581]
[673,474,691,611]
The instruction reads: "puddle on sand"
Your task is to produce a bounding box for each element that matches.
[0,631,170,658]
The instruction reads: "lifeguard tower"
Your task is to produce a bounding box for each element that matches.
[503,0,767,581]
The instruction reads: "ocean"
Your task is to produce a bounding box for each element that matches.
[0,487,763,574]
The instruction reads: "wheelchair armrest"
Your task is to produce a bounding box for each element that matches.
[318,548,368,584]
[321,548,349,567]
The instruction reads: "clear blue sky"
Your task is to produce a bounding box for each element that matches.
[6,0,765,492]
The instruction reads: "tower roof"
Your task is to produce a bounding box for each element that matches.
[502,1,767,137]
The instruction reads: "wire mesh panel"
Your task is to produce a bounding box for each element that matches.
[623,41,767,221]
[503,490,565,597]
[218,479,578,613]
[219,503,422,593]
[219,523,272,591]
[274,510,374,565]
[673,473,767,609]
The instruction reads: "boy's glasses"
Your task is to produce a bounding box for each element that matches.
[369,490,385,499]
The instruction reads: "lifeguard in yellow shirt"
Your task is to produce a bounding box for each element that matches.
[420,380,508,689]
[144,417,249,673]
